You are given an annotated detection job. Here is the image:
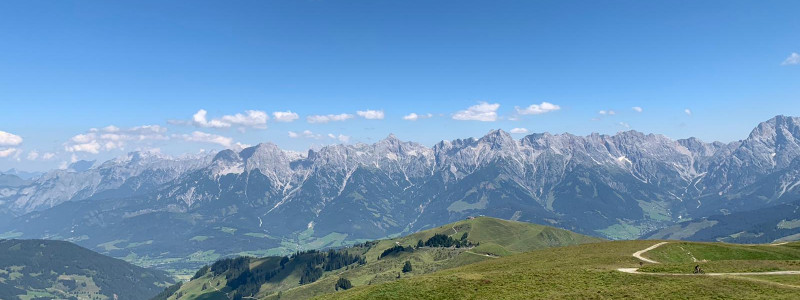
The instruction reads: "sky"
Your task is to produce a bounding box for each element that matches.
[1,0,799,172]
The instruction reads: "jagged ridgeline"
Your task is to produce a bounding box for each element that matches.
[0,239,174,300]
[156,217,602,300]
[3,116,800,274]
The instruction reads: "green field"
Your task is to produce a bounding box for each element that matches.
[639,242,800,274]
[156,219,800,300]
[317,241,800,300]
[163,217,602,300]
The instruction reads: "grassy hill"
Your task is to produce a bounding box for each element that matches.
[638,241,800,274]
[159,217,602,300]
[0,239,175,300]
[320,240,800,300]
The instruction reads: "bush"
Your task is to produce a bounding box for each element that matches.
[335,277,353,291]
[402,261,412,273]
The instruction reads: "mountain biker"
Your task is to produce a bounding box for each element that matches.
[694,265,700,274]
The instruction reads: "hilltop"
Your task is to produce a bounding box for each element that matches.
[0,239,174,300]
[321,240,800,299]
[157,217,601,300]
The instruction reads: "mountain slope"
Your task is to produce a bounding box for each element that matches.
[159,217,601,300]
[0,239,174,300]
[644,198,800,243]
[319,240,800,300]
[2,116,800,274]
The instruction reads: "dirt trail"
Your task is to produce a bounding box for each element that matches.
[465,251,498,259]
[618,242,800,278]
[617,268,800,276]
[631,242,668,263]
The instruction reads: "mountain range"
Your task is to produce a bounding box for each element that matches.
[1,115,799,273]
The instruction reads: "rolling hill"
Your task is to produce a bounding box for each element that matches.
[0,239,175,300]
[155,217,602,300]
[321,240,800,299]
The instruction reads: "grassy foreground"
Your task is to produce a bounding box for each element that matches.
[639,241,800,274]
[317,240,800,300]
[161,217,602,300]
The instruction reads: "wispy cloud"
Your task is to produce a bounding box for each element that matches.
[509,128,529,134]
[327,133,350,142]
[453,102,500,122]
[26,151,39,160]
[781,52,799,65]
[402,113,433,121]
[684,108,692,116]
[288,130,319,139]
[307,113,354,124]
[65,125,168,154]
[618,122,630,128]
[357,110,385,120]
[0,148,20,158]
[176,131,234,147]
[598,110,616,115]
[632,106,643,113]
[515,102,560,115]
[289,130,349,143]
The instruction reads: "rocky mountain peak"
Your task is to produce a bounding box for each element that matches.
[478,129,516,149]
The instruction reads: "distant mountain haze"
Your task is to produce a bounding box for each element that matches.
[1,115,799,272]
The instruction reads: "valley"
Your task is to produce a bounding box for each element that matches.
[2,116,800,276]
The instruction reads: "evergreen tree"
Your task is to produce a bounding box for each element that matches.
[402,261,412,273]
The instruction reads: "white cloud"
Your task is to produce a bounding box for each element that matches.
[509,128,529,134]
[220,110,268,128]
[781,52,800,65]
[65,140,102,154]
[289,130,348,142]
[356,110,385,120]
[191,109,229,128]
[632,106,643,113]
[598,110,616,115]
[515,102,560,115]
[184,109,268,129]
[618,122,630,128]
[177,131,233,147]
[306,113,354,124]
[26,151,39,160]
[42,152,56,160]
[684,109,692,116]
[336,134,350,143]
[0,148,19,158]
[0,130,23,146]
[288,130,319,139]
[327,133,350,143]
[453,102,500,122]
[402,113,433,121]
[273,111,299,122]
[65,125,168,153]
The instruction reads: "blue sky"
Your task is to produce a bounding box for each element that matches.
[1,0,799,171]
